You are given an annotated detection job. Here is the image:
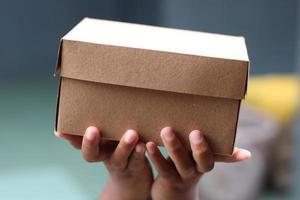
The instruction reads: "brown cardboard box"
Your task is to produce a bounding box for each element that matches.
[54,18,249,155]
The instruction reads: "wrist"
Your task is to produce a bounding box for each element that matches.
[152,183,199,200]
[99,175,149,200]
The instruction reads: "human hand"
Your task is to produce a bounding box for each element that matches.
[55,127,153,200]
[146,127,251,200]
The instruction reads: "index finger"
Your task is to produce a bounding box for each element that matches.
[160,127,196,178]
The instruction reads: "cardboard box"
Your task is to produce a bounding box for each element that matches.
[54,18,249,155]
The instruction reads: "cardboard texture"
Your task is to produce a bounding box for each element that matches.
[55,18,249,155]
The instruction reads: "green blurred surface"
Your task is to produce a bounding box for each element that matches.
[0,79,108,199]
[0,79,290,199]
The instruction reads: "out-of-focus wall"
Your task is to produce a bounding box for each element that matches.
[293,1,300,199]
[0,0,159,81]
[0,0,297,80]
[159,0,298,75]
[297,0,300,72]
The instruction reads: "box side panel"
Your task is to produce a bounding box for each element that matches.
[57,78,241,155]
[60,40,249,100]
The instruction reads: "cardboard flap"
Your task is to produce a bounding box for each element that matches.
[55,18,249,99]
[54,40,63,76]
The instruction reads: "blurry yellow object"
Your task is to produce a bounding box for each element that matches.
[245,74,300,123]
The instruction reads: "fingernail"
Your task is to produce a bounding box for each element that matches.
[124,130,137,144]
[146,142,155,154]
[190,131,203,144]
[162,130,174,141]
[236,149,251,161]
[243,150,252,159]
[86,129,96,141]
[135,143,145,153]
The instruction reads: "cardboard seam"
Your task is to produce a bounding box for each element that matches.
[231,100,242,154]
[243,61,250,97]
[54,78,62,131]
[61,76,240,101]
[54,39,63,76]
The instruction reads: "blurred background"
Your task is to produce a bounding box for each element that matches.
[0,0,299,199]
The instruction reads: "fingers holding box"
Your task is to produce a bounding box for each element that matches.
[189,130,215,173]
[82,126,102,162]
[109,129,139,171]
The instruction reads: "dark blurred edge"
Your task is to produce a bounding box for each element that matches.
[0,0,160,82]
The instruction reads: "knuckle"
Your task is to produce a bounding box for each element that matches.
[110,159,126,171]
[109,158,119,166]
[161,170,174,179]
[118,141,134,153]
[193,150,202,158]
[192,144,209,159]
[193,149,206,160]
[197,161,215,173]
[83,155,97,162]
[182,168,197,178]
[82,150,99,163]
[197,143,208,154]
[168,142,182,154]
[131,151,143,161]
[82,152,93,162]
[112,164,125,172]
[205,161,215,172]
